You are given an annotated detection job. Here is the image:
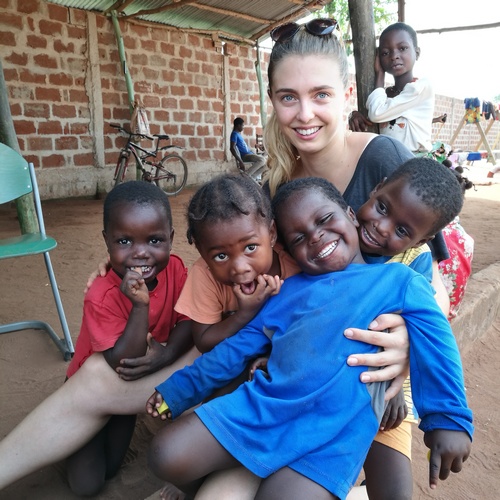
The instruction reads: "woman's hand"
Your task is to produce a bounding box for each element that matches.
[344,313,409,400]
[84,256,111,294]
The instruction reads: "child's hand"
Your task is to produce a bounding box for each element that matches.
[116,333,167,381]
[146,391,171,420]
[248,357,269,381]
[379,388,407,431]
[424,429,471,489]
[374,47,384,76]
[233,274,283,315]
[348,111,373,132]
[120,267,149,305]
[84,256,111,294]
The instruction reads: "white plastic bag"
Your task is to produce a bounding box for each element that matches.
[130,100,150,137]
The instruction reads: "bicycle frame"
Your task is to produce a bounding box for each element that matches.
[111,123,188,195]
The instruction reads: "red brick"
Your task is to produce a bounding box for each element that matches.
[173,111,186,123]
[6,51,28,65]
[179,46,192,59]
[49,73,73,87]
[38,121,63,135]
[39,19,63,36]
[0,12,23,29]
[0,31,16,46]
[169,58,184,71]
[69,90,87,103]
[204,137,218,149]
[52,104,77,118]
[55,136,78,150]
[74,152,94,166]
[196,125,209,136]
[69,123,89,135]
[14,120,36,134]
[42,154,66,168]
[28,136,52,150]
[33,54,58,69]
[24,102,50,118]
[27,34,47,49]
[189,137,202,149]
[181,124,195,136]
[189,111,202,123]
[54,39,75,53]
[35,87,61,102]
[67,25,86,39]
[159,41,175,56]
[47,3,68,22]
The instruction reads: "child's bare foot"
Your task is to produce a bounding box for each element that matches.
[159,482,193,500]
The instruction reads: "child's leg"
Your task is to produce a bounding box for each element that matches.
[0,347,200,489]
[66,414,137,496]
[148,412,240,486]
[363,423,413,500]
[255,467,337,500]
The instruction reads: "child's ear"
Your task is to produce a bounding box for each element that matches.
[346,206,359,227]
[415,46,421,60]
[370,179,386,196]
[269,220,278,247]
[102,230,110,253]
[169,227,174,249]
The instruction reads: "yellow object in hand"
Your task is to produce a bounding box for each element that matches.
[427,450,431,462]
[157,400,170,415]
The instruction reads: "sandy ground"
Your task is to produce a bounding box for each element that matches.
[0,161,499,499]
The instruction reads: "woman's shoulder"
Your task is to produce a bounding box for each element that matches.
[359,135,413,164]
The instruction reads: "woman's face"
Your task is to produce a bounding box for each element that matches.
[269,54,350,156]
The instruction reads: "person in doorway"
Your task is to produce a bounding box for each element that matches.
[230,117,267,180]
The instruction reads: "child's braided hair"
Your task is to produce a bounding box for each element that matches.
[186,173,273,245]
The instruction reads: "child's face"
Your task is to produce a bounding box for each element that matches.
[195,215,277,293]
[277,190,364,276]
[378,29,419,77]
[356,178,435,257]
[103,202,173,285]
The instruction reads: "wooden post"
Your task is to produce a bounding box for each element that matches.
[348,0,378,133]
[0,59,38,234]
[255,43,267,129]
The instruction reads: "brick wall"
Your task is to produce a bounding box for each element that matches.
[0,0,268,198]
[0,1,498,199]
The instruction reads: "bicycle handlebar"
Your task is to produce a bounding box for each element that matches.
[110,123,154,141]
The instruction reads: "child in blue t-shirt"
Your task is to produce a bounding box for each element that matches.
[146,173,472,500]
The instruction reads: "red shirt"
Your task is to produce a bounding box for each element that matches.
[67,254,188,378]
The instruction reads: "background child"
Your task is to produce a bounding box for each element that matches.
[65,181,192,496]
[147,177,472,500]
[349,22,434,154]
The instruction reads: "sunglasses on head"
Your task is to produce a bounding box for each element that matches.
[270,18,338,43]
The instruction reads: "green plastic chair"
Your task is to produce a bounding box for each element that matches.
[0,143,74,360]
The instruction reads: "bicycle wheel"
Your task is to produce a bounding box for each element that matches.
[114,155,128,187]
[154,154,188,196]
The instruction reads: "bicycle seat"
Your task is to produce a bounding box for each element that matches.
[154,134,170,140]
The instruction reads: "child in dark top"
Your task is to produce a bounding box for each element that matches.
[65,181,192,496]
[146,176,472,500]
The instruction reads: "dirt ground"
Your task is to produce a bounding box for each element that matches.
[0,163,499,499]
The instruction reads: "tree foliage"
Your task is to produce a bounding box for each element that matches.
[315,0,398,54]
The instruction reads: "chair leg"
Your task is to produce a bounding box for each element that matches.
[43,251,75,360]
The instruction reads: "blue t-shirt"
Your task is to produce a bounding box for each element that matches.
[230,130,251,156]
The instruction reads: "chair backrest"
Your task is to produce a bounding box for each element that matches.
[0,143,32,204]
[255,134,265,153]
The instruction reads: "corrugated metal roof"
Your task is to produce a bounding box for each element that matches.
[47,0,329,44]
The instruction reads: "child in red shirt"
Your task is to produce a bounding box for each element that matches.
[65,181,191,496]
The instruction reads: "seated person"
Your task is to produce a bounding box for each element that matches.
[230,117,266,180]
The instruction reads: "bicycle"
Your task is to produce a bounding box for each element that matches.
[110,123,188,196]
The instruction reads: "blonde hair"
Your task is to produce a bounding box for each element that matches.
[264,27,349,197]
